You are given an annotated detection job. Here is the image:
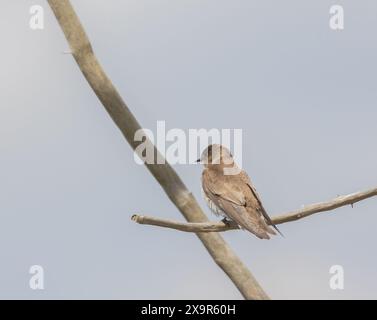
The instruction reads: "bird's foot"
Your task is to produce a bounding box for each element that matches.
[221,217,238,228]
[221,217,232,225]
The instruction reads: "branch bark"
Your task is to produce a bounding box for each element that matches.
[272,187,377,225]
[132,214,240,232]
[47,0,269,300]
[132,187,377,232]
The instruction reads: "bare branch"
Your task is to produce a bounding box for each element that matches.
[273,187,377,225]
[132,187,377,232]
[47,0,269,300]
[132,214,240,232]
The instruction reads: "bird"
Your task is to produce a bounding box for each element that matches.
[197,144,282,239]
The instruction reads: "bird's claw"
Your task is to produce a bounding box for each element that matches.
[221,217,231,225]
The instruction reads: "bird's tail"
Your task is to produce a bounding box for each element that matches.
[271,224,284,238]
[262,215,284,238]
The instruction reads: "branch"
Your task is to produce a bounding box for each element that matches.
[272,187,377,225]
[132,187,377,232]
[132,214,240,232]
[47,0,269,300]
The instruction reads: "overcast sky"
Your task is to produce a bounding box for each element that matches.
[1,0,377,299]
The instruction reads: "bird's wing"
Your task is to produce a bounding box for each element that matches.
[217,198,272,239]
[240,172,283,237]
[202,171,272,239]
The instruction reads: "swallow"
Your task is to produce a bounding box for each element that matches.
[198,144,282,239]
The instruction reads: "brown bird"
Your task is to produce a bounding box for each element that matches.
[198,144,282,239]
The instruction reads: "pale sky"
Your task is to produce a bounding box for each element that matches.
[1,0,377,299]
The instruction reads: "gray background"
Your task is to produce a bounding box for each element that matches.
[1,0,376,299]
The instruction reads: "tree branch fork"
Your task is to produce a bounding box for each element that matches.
[132,187,377,233]
[47,0,377,299]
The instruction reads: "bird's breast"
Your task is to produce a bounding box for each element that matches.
[201,187,228,219]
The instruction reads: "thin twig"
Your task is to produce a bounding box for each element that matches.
[132,214,240,232]
[273,186,377,225]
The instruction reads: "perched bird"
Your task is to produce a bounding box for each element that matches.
[197,144,282,239]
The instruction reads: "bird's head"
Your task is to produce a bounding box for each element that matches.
[196,144,234,168]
